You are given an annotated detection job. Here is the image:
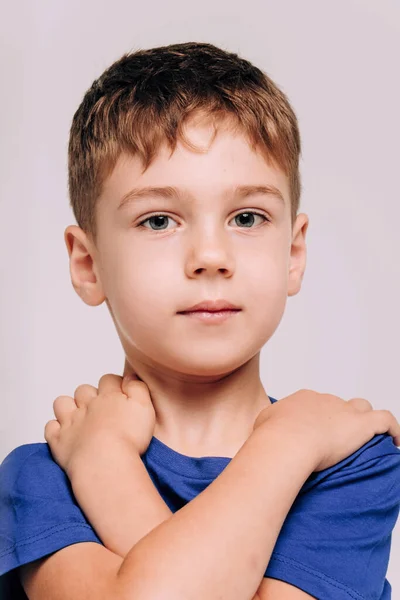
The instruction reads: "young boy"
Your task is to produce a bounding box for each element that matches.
[1,41,400,599]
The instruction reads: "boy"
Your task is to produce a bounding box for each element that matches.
[1,41,400,599]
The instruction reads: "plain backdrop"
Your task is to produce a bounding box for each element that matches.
[1,0,399,587]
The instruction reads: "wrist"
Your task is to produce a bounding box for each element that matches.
[68,435,141,484]
[252,418,319,473]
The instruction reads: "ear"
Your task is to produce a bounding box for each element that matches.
[287,213,309,297]
[64,225,106,307]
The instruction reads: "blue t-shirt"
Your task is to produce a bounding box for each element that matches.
[1,395,400,599]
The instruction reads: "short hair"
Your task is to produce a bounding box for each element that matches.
[68,41,302,245]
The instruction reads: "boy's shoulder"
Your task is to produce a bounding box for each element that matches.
[0,442,71,500]
[1,442,47,477]
[0,442,102,586]
[264,430,400,597]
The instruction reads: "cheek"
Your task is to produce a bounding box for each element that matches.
[102,236,288,343]
[105,255,176,325]
[244,259,288,325]
[245,253,287,297]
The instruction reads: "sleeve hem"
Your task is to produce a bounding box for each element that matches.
[0,523,103,577]
[265,552,368,600]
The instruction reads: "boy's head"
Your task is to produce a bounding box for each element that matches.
[65,41,308,382]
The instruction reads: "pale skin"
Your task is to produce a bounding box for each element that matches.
[47,373,314,599]
[19,110,400,598]
[73,447,262,600]
[63,112,309,460]
[45,377,400,599]
[43,375,400,599]
[45,113,314,597]
[64,377,265,598]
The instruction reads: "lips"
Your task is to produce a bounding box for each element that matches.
[184,309,241,314]
[178,299,241,313]
[182,309,241,314]
[180,309,241,323]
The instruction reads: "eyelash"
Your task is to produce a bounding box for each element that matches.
[136,211,271,232]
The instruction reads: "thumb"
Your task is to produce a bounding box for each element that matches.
[122,371,142,394]
[123,371,139,381]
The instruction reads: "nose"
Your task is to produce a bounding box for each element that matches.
[184,230,235,278]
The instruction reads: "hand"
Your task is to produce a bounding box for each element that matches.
[253,389,400,472]
[44,371,156,479]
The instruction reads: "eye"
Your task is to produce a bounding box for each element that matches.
[136,211,270,232]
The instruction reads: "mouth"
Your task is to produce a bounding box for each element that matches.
[178,309,241,323]
[179,309,241,314]
[178,299,242,313]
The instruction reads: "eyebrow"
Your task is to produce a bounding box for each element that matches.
[117,184,285,211]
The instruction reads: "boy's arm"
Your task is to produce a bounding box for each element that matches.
[71,422,318,600]
[69,443,267,599]
[70,441,173,558]
[70,440,268,600]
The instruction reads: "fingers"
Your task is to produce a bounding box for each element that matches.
[350,401,400,446]
[74,383,98,408]
[53,396,76,424]
[98,373,126,396]
[97,371,142,396]
[121,374,149,402]
[371,409,400,447]
[44,419,60,442]
[348,397,373,412]
[381,410,400,447]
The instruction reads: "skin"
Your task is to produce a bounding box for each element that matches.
[65,114,309,459]
[48,375,314,598]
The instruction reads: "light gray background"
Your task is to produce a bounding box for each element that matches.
[1,0,399,588]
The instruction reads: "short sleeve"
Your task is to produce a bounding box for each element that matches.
[264,433,400,599]
[0,443,103,599]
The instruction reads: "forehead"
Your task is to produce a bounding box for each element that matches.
[101,123,290,209]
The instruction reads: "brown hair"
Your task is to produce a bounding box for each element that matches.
[68,41,302,245]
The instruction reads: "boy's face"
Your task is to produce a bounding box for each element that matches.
[67,118,308,383]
